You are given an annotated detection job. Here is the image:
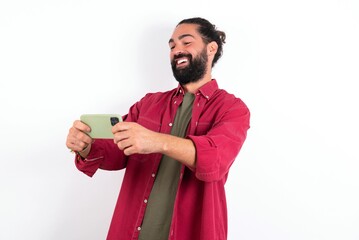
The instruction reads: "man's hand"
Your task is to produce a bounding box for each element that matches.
[112,122,161,156]
[112,122,196,168]
[66,120,93,157]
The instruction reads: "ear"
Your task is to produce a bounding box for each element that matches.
[207,41,218,56]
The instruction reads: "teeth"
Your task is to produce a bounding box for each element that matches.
[177,59,187,64]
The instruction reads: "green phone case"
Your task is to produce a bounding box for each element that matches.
[80,114,122,139]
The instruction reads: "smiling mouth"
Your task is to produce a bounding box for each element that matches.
[175,57,189,68]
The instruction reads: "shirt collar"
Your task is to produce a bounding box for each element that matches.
[174,84,186,96]
[174,79,218,100]
[197,79,218,100]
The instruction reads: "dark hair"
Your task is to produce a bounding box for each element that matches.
[177,17,226,67]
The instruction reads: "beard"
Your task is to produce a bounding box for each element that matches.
[171,48,208,85]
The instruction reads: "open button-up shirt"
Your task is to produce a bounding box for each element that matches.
[75,79,250,240]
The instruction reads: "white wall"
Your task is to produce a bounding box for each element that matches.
[1,1,358,239]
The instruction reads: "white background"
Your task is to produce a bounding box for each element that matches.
[1,0,358,239]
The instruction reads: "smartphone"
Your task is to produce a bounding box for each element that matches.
[80,114,122,139]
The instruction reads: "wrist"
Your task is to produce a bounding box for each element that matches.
[158,133,172,155]
[78,143,91,158]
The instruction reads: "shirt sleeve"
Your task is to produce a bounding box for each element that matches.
[187,99,250,182]
[75,139,127,177]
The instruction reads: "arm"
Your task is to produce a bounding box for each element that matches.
[112,122,196,169]
[188,101,250,182]
[66,120,127,177]
[66,99,144,176]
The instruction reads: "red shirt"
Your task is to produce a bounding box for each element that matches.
[75,79,250,240]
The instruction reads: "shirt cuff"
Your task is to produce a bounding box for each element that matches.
[74,142,105,177]
[187,135,220,182]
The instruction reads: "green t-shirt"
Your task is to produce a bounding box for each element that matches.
[138,92,195,240]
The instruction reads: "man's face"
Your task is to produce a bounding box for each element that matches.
[169,24,209,85]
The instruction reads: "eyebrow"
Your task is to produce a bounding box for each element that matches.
[168,34,195,44]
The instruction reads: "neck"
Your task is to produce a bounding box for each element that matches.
[182,72,212,94]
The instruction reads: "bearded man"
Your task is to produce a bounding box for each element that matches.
[66,17,250,240]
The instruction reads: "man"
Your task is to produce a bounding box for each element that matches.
[66,17,250,240]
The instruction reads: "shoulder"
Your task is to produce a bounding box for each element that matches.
[136,88,177,106]
[214,88,249,111]
[202,79,249,110]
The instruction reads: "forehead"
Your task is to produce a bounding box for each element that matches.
[169,23,202,42]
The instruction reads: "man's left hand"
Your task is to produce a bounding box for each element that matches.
[112,122,161,155]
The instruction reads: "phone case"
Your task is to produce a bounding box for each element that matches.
[80,114,122,139]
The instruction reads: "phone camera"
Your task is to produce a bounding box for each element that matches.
[110,117,119,126]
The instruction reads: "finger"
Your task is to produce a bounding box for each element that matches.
[112,122,132,134]
[73,120,91,133]
[66,137,73,150]
[67,135,90,152]
[116,138,133,151]
[66,129,80,150]
[67,126,92,151]
[123,147,133,156]
[66,139,80,152]
[113,131,130,144]
[69,124,92,142]
[75,129,92,144]
[123,145,139,156]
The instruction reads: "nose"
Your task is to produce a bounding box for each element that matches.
[174,51,184,58]
[171,48,186,59]
[171,51,181,61]
[171,44,184,55]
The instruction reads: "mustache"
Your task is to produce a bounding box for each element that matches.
[173,53,192,61]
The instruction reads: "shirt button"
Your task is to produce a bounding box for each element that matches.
[144,199,148,203]
[169,123,173,127]
[152,173,155,177]
[137,227,141,231]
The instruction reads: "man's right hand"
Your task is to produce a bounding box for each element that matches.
[66,120,93,158]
